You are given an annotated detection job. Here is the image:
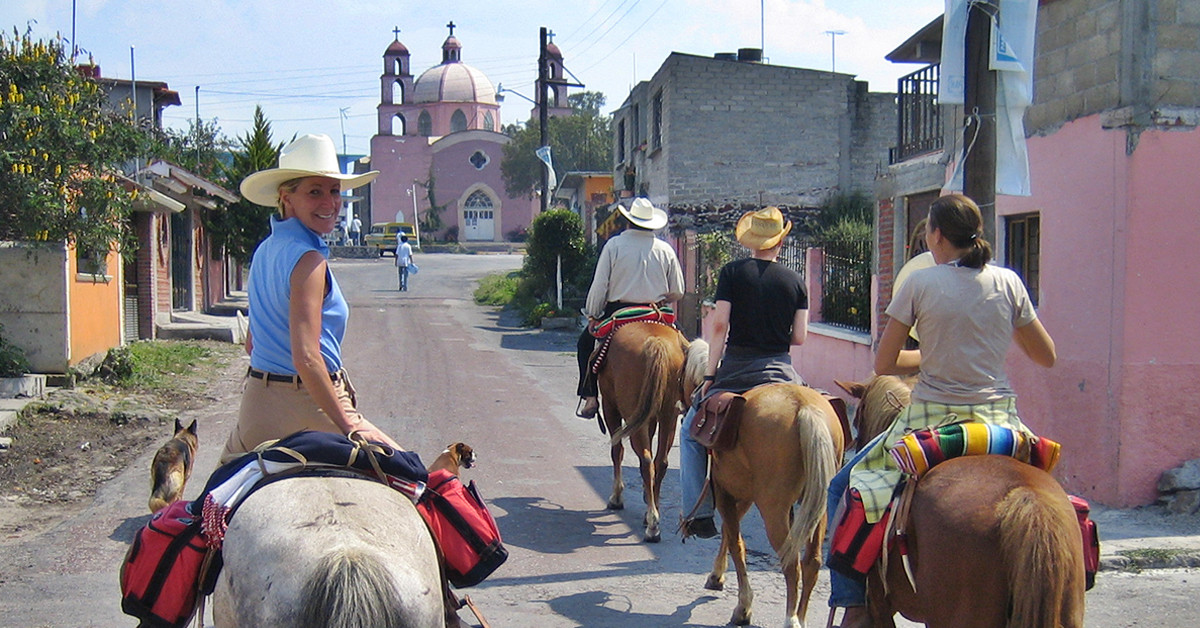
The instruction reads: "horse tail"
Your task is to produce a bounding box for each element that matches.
[298,547,408,628]
[1000,485,1084,628]
[779,403,838,565]
[612,335,673,444]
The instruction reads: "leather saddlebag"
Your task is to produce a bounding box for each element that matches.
[690,391,746,451]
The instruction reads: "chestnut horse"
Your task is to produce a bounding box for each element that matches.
[597,321,689,543]
[684,339,844,628]
[211,476,444,627]
[836,376,1085,628]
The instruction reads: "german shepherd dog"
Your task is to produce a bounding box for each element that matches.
[148,419,198,513]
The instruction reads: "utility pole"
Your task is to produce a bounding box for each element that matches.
[538,26,550,213]
[963,2,997,244]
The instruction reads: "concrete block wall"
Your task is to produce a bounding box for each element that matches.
[614,53,893,209]
[1030,0,1200,135]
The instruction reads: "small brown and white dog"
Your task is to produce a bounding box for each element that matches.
[148,419,198,513]
[428,442,476,476]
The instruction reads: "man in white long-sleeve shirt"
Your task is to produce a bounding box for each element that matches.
[575,198,684,419]
[395,235,414,291]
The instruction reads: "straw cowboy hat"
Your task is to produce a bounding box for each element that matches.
[618,197,669,230]
[736,206,793,250]
[240,134,379,207]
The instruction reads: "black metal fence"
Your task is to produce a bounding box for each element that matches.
[692,233,871,334]
[890,63,942,164]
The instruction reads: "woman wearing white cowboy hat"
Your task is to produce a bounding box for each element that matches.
[678,206,810,539]
[575,197,684,419]
[220,133,403,463]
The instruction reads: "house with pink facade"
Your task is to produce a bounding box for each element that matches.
[369,25,537,243]
[875,0,1200,507]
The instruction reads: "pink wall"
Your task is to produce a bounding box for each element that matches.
[1000,114,1200,505]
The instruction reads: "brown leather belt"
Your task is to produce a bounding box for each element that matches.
[247,367,342,385]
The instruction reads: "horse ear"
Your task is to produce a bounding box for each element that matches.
[835,379,867,399]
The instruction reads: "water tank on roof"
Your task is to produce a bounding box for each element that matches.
[737,48,763,63]
[714,52,738,61]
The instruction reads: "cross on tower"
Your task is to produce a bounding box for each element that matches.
[547,30,556,44]
[446,21,456,36]
[392,26,401,40]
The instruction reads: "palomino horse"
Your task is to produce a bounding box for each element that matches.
[597,320,689,542]
[211,476,444,627]
[684,339,844,628]
[836,376,1085,628]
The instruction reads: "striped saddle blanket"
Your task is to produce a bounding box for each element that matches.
[889,422,1061,478]
[588,305,675,339]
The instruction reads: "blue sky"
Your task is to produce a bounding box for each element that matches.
[4,1,944,156]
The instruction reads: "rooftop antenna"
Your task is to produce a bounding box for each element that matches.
[824,30,846,72]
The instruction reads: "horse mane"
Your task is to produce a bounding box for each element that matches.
[855,375,915,448]
[298,547,409,628]
[682,338,709,397]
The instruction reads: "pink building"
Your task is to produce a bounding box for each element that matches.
[875,1,1200,507]
[369,25,537,243]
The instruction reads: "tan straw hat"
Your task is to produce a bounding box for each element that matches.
[240,134,379,207]
[617,197,669,230]
[735,206,793,250]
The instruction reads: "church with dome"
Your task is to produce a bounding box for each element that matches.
[369,24,538,243]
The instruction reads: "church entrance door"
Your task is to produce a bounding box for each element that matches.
[463,190,496,241]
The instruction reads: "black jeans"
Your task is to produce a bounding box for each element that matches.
[576,301,641,397]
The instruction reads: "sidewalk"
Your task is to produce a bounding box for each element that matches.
[1090,503,1200,570]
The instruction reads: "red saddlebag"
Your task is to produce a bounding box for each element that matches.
[119,500,217,628]
[417,469,508,588]
[1070,495,1100,590]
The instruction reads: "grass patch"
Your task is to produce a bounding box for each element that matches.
[99,340,228,392]
[1117,548,1192,563]
[474,271,522,306]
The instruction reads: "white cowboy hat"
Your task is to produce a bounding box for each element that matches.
[240,134,380,207]
[618,197,668,230]
[735,206,793,250]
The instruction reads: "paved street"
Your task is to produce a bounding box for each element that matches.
[0,253,1196,627]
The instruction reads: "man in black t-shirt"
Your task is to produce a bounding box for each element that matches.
[679,207,808,539]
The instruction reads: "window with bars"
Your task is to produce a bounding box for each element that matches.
[652,90,663,149]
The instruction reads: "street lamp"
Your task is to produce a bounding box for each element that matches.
[824,30,846,73]
[496,83,537,105]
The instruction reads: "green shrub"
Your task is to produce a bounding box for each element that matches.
[0,325,32,377]
[523,209,592,299]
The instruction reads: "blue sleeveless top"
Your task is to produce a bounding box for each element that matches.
[246,216,347,375]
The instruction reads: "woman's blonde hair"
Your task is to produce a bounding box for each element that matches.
[275,178,305,218]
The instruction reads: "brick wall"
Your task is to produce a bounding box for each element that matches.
[875,197,896,341]
[613,53,893,209]
[1029,0,1200,135]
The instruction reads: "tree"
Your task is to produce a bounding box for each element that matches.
[501,91,612,198]
[152,118,228,181]
[205,106,282,266]
[0,30,151,258]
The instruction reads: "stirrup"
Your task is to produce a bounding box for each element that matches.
[576,397,599,419]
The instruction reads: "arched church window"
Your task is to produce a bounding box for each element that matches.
[418,111,432,136]
[392,80,404,105]
[451,110,467,133]
[391,57,402,76]
[465,190,494,210]
[393,113,406,136]
[483,111,494,131]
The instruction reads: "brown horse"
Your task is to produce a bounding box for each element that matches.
[836,376,1085,628]
[597,321,689,542]
[684,339,844,628]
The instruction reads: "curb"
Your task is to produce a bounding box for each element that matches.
[1101,550,1200,571]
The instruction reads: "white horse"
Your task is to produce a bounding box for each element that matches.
[211,475,444,627]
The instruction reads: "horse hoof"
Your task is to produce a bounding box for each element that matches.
[703,574,723,591]
[730,610,751,626]
[606,501,624,510]
[644,531,661,543]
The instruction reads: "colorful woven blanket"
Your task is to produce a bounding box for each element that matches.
[889,422,1060,478]
[588,305,675,339]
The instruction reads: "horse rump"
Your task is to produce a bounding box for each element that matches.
[998,478,1086,628]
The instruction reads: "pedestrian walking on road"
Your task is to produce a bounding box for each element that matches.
[396,234,414,291]
[575,197,684,419]
[221,133,402,463]
[349,216,362,246]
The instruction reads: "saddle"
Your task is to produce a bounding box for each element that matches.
[588,304,675,339]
